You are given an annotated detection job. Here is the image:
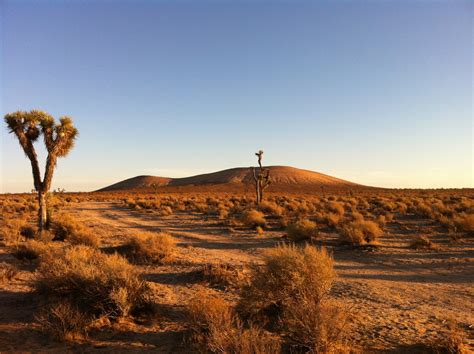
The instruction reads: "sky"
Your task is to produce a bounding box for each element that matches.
[0,0,472,193]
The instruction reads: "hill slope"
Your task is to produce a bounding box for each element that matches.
[98,166,363,192]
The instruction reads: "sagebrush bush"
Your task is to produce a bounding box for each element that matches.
[121,232,175,264]
[239,244,335,320]
[242,209,266,228]
[286,219,317,241]
[283,298,350,353]
[202,263,247,289]
[13,240,49,261]
[410,235,437,250]
[455,214,474,234]
[340,220,383,246]
[53,214,99,247]
[0,262,18,282]
[258,201,284,217]
[430,320,468,354]
[188,291,280,353]
[36,300,89,341]
[36,246,152,319]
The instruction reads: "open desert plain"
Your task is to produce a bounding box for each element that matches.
[1,167,473,353]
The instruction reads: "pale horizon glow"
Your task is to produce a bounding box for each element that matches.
[1,0,472,193]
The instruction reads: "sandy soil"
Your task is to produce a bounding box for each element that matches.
[0,201,473,353]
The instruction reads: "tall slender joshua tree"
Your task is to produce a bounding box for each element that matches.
[252,150,271,204]
[5,110,78,233]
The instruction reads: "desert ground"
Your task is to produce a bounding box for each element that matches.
[0,189,473,353]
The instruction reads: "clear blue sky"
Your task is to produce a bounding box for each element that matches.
[1,0,472,192]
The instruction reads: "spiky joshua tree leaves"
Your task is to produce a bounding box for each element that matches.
[5,110,78,233]
[252,150,271,204]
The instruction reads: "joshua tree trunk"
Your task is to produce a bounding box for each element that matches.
[252,150,271,205]
[38,190,48,231]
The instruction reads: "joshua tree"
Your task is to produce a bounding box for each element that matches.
[252,150,271,204]
[5,110,78,233]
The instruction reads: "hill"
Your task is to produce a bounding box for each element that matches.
[98,166,364,192]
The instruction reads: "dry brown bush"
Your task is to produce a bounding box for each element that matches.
[286,218,318,241]
[187,291,280,353]
[283,298,351,353]
[202,263,247,289]
[36,245,152,319]
[258,201,284,217]
[53,214,99,248]
[36,300,89,341]
[430,320,468,353]
[239,244,335,321]
[242,209,266,228]
[13,240,49,261]
[455,214,474,234]
[409,235,438,250]
[121,232,175,264]
[339,220,383,246]
[327,201,345,216]
[0,262,18,282]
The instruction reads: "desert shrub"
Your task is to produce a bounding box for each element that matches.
[13,240,49,261]
[218,207,229,220]
[430,320,468,354]
[286,219,317,241]
[20,225,36,239]
[202,263,247,289]
[410,236,438,250]
[36,246,152,319]
[242,209,266,228]
[0,262,18,282]
[187,291,280,353]
[349,211,365,222]
[121,232,175,264]
[159,205,173,216]
[258,201,284,218]
[340,220,383,246]
[36,301,89,341]
[239,244,350,351]
[327,201,345,216]
[455,214,474,234]
[283,298,350,353]
[325,212,342,229]
[0,218,27,243]
[53,214,99,247]
[239,244,335,321]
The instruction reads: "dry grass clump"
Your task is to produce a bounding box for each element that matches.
[0,262,18,282]
[242,209,266,228]
[36,246,152,319]
[187,291,280,353]
[53,214,99,248]
[409,235,438,250]
[121,232,175,264]
[286,218,317,241]
[339,220,383,246]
